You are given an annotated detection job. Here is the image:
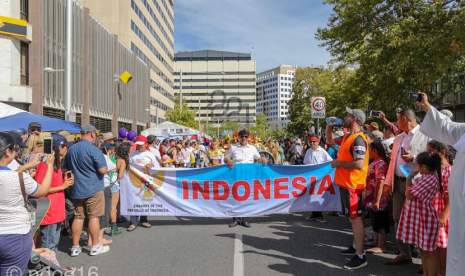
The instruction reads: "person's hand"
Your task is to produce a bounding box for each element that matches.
[415,91,429,108]
[330,160,339,168]
[401,150,414,162]
[261,158,267,167]
[45,153,55,167]
[62,175,74,189]
[372,201,380,212]
[29,153,44,167]
[228,159,234,169]
[439,212,448,228]
[407,170,418,180]
[378,111,386,120]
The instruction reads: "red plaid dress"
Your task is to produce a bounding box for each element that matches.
[396,174,440,251]
[433,166,452,248]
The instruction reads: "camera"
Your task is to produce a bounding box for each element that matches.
[369,110,380,117]
[408,91,422,102]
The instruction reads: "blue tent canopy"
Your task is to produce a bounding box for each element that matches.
[0,112,81,133]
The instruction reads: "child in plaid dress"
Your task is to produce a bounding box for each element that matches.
[397,152,442,276]
[427,140,453,276]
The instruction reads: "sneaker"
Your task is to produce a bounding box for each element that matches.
[89,245,110,256]
[70,246,82,257]
[316,217,327,223]
[110,225,123,236]
[341,245,356,255]
[344,254,367,270]
[305,215,317,221]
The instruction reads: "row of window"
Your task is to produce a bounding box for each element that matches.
[132,43,174,87]
[174,85,255,89]
[281,76,294,81]
[160,0,174,23]
[281,88,291,92]
[282,82,292,87]
[150,114,166,124]
[174,56,251,62]
[131,5,173,61]
[131,21,173,73]
[148,0,174,35]
[173,72,256,76]
[132,0,173,48]
[257,83,278,89]
[181,92,256,97]
[150,79,174,101]
[174,78,256,83]
[184,99,255,104]
[150,97,173,111]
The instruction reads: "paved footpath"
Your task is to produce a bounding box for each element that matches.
[58,213,421,276]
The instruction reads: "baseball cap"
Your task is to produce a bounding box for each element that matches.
[135,135,148,145]
[346,107,366,125]
[295,139,302,144]
[101,142,115,149]
[51,133,74,147]
[56,130,74,142]
[28,122,42,129]
[12,128,27,135]
[81,124,98,134]
[5,131,27,148]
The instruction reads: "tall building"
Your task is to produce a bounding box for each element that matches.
[0,0,151,133]
[78,0,175,126]
[256,65,297,129]
[174,50,256,129]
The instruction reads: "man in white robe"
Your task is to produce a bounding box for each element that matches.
[417,92,465,276]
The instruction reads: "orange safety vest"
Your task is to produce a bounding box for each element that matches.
[334,132,369,193]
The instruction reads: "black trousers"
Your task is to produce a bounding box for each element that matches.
[232,217,249,223]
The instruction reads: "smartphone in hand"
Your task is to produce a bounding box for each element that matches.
[369,110,380,117]
[401,147,407,155]
[65,171,72,178]
[43,137,52,154]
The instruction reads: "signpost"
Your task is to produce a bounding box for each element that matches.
[311,97,326,136]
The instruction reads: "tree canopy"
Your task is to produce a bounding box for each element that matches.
[164,96,198,129]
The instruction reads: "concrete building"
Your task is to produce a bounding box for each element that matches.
[78,0,175,126]
[256,65,297,129]
[174,50,257,129]
[0,0,152,133]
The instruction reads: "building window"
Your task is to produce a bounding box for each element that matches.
[20,42,28,85]
[20,0,28,21]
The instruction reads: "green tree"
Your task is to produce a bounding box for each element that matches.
[165,96,198,129]
[249,113,269,140]
[220,121,240,134]
[316,0,465,118]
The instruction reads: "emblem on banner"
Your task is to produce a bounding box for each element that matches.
[129,168,164,201]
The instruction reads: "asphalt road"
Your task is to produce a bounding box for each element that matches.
[57,213,421,276]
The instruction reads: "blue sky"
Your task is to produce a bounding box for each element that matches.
[173,0,334,73]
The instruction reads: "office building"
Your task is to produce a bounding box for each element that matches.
[0,0,151,133]
[174,50,257,129]
[256,65,297,129]
[78,0,175,126]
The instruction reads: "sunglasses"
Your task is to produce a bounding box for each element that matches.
[309,141,318,143]
[29,128,41,132]
[240,135,249,138]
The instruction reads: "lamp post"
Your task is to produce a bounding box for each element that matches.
[145,108,158,125]
[179,69,182,111]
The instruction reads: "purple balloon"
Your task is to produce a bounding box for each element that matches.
[118,128,128,139]
[127,131,137,141]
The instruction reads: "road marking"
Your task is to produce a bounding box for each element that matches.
[234,233,244,276]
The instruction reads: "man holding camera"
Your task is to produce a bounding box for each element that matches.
[384,108,430,265]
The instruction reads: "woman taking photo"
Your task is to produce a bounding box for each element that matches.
[0,132,55,275]
[35,134,74,255]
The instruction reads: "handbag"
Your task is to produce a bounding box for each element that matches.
[18,172,37,226]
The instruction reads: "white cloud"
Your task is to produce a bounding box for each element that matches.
[174,0,333,72]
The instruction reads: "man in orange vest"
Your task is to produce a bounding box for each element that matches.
[326,107,369,270]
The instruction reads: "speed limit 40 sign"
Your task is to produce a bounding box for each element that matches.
[311,97,326,118]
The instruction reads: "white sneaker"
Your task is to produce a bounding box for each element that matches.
[70,246,82,257]
[90,245,110,256]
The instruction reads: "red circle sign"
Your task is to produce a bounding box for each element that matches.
[312,98,326,111]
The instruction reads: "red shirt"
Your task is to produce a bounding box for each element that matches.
[35,162,66,225]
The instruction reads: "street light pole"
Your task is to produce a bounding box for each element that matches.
[198,97,201,130]
[179,69,182,112]
[65,0,73,121]
[156,107,159,125]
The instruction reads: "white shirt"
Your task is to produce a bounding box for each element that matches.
[103,155,117,187]
[7,159,21,171]
[185,147,193,163]
[130,150,158,171]
[226,143,260,164]
[149,147,162,161]
[0,171,38,234]
[382,137,395,147]
[199,145,206,152]
[303,146,333,165]
[395,124,420,176]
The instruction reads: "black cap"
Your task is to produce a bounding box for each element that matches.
[5,131,27,148]
[28,122,42,129]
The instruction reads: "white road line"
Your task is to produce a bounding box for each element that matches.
[233,233,244,276]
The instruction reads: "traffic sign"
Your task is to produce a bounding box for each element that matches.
[311,97,326,118]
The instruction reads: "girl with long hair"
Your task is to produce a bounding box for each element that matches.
[397,152,442,276]
[113,142,131,229]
